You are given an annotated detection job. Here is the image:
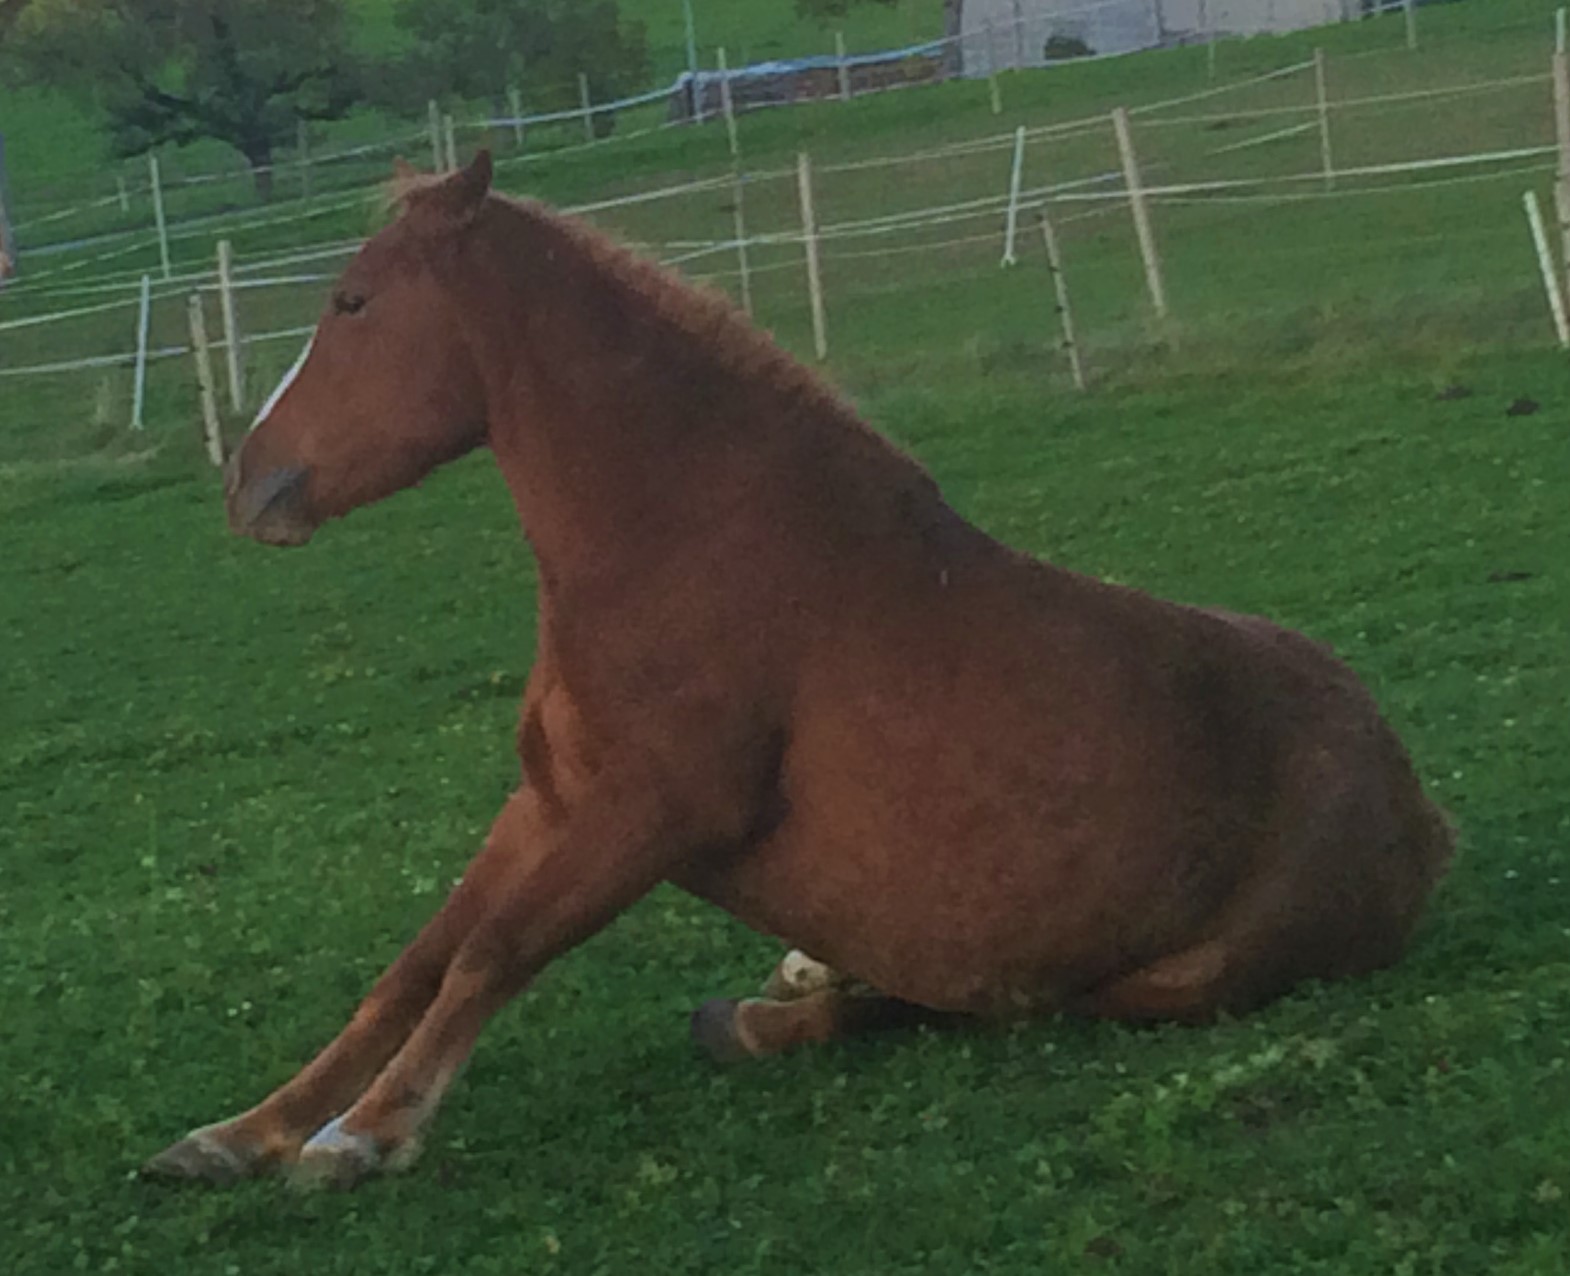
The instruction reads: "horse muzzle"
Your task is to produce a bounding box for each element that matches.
[225,461,316,547]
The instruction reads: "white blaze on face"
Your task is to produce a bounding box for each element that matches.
[249,330,318,433]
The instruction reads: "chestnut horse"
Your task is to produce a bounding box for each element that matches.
[146,153,1453,1189]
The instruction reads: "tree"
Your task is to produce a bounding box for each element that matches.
[387,0,648,126]
[794,0,965,75]
[3,0,362,200]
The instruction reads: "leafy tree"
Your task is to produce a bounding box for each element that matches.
[3,0,362,199]
[388,0,648,128]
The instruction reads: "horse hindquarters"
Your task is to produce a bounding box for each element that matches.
[1080,714,1455,1025]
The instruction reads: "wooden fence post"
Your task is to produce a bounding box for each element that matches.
[731,170,754,318]
[297,118,312,202]
[187,294,226,466]
[579,73,595,144]
[1524,190,1570,348]
[1112,107,1169,321]
[131,274,153,430]
[216,239,245,414]
[1038,208,1086,391]
[1314,49,1335,191]
[797,152,828,361]
[718,48,740,159]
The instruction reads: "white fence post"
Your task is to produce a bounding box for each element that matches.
[1404,0,1417,50]
[149,155,172,281]
[117,176,130,216]
[1001,125,1027,267]
[1524,190,1570,348]
[1314,49,1335,191]
[428,100,443,172]
[188,294,226,467]
[508,86,526,149]
[797,152,828,361]
[216,239,245,414]
[579,73,595,143]
[1038,208,1086,391]
[718,48,740,159]
[1202,0,1217,80]
[443,114,459,173]
[1012,0,1028,69]
[836,31,852,101]
[1112,107,1169,321]
[131,274,153,430]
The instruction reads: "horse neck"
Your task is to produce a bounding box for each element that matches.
[452,201,865,585]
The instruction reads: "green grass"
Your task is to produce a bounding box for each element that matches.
[3,0,1570,1271]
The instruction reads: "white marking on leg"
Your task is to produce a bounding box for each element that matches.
[301,1114,378,1164]
[249,329,317,433]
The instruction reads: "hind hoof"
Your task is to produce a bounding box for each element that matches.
[690,998,761,1064]
[289,1117,387,1191]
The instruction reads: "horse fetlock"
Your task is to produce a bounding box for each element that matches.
[762,950,846,1001]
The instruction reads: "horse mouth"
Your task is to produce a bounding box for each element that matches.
[226,463,317,547]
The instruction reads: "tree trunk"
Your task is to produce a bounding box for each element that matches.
[243,139,275,203]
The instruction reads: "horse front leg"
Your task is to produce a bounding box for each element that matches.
[283,779,692,1189]
[143,789,556,1184]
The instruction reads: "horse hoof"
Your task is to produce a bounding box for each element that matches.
[690,998,759,1064]
[763,950,843,1001]
[288,1117,383,1191]
[140,1125,259,1185]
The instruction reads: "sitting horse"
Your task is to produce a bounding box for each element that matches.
[146,153,1454,1189]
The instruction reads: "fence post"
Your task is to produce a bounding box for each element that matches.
[187,294,226,466]
[131,274,153,430]
[731,170,754,318]
[297,118,312,202]
[796,152,828,361]
[717,48,740,160]
[984,22,1003,115]
[1555,50,1570,303]
[836,31,852,101]
[579,73,595,144]
[1112,107,1168,321]
[1314,49,1335,191]
[117,176,131,216]
[1403,0,1417,50]
[508,86,526,149]
[1001,125,1027,266]
[1524,190,1570,348]
[1559,8,1567,55]
[1012,0,1028,69]
[443,114,459,173]
[1038,208,1086,391]
[149,155,172,281]
[1201,0,1217,80]
[1147,0,1163,48]
[428,100,443,172]
[216,239,245,413]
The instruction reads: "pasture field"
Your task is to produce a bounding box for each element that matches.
[4,2,1570,1272]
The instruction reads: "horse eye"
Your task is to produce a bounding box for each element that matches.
[334,292,367,316]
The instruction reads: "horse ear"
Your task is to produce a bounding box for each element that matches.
[403,150,494,236]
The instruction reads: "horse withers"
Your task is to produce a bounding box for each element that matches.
[147,153,1454,1188]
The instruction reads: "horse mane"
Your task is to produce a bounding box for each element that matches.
[498,191,858,425]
